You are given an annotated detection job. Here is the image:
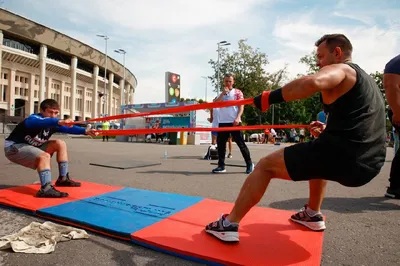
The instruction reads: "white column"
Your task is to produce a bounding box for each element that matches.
[8,69,15,116]
[28,74,35,115]
[39,44,47,104]
[126,84,131,104]
[129,86,134,104]
[46,77,52,99]
[83,87,87,119]
[108,72,114,116]
[60,81,65,118]
[119,79,124,113]
[70,56,77,118]
[92,65,99,118]
[0,30,3,87]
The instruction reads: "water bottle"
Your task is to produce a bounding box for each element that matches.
[164,150,168,160]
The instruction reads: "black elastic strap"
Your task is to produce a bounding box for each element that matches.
[269,88,285,104]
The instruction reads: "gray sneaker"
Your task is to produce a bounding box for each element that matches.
[36,183,69,198]
[385,187,400,199]
[290,204,326,231]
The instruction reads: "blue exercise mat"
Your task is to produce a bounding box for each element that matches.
[37,187,203,239]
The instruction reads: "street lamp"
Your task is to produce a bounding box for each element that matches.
[201,76,208,102]
[97,34,109,116]
[114,49,126,107]
[217,41,231,95]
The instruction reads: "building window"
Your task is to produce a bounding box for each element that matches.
[3,73,8,79]
[2,85,7,101]
[15,87,19,95]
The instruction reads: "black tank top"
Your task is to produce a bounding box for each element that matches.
[319,62,387,171]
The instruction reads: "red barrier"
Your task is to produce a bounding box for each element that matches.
[97,124,309,136]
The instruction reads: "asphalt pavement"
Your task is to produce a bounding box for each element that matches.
[0,136,399,266]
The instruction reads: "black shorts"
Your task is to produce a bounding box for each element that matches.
[284,140,380,187]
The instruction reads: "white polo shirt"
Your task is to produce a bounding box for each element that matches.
[218,88,244,123]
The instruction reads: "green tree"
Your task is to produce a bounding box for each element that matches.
[299,50,319,75]
[207,39,271,98]
[208,39,290,127]
[369,71,392,132]
[275,51,322,126]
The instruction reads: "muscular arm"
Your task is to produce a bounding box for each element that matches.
[384,73,400,117]
[282,64,347,101]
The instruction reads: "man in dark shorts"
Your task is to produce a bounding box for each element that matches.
[384,54,400,199]
[205,34,387,242]
[4,99,98,198]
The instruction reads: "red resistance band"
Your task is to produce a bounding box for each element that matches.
[97,124,310,136]
[70,98,254,125]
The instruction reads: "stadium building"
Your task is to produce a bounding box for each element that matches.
[0,8,138,121]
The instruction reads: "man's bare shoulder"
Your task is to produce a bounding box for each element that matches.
[384,73,400,87]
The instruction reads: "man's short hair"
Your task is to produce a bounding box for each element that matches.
[315,34,353,57]
[40,99,59,111]
[224,73,234,79]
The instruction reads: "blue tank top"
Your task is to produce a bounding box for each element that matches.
[317,111,326,123]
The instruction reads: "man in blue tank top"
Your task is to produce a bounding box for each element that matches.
[4,99,98,198]
[384,54,400,199]
[205,34,387,242]
[317,106,327,123]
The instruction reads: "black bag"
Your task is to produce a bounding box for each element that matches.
[204,145,219,160]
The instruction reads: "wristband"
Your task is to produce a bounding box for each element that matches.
[269,88,285,104]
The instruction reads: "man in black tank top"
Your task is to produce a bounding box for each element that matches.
[384,54,400,199]
[205,34,387,242]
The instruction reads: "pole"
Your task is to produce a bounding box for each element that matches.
[217,44,220,96]
[201,76,207,101]
[272,105,275,125]
[104,38,108,116]
[205,77,207,102]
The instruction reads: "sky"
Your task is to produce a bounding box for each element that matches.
[2,0,400,104]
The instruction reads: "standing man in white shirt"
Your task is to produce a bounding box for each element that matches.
[212,74,254,174]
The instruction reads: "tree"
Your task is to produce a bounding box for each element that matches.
[207,39,289,127]
[298,50,319,75]
[275,51,322,126]
[207,39,271,98]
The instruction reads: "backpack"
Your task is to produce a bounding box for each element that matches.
[204,145,219,160]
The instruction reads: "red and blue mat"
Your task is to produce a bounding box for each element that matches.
[0,180,324,265]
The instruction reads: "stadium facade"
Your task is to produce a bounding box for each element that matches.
[0,8,138,120]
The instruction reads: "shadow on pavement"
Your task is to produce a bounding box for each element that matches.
[0,184,17,190]
[269,197,400,213]
[86,235,202,266]
[136,170,244,176]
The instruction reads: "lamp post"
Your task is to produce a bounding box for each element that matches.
[201,76,208,102]
[216,41,231,95]
[97,34,109,116]
[114,49,126,106]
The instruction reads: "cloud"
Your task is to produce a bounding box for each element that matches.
[55,0,268,32]
[3,0,399,105]
[271,11,400,78]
